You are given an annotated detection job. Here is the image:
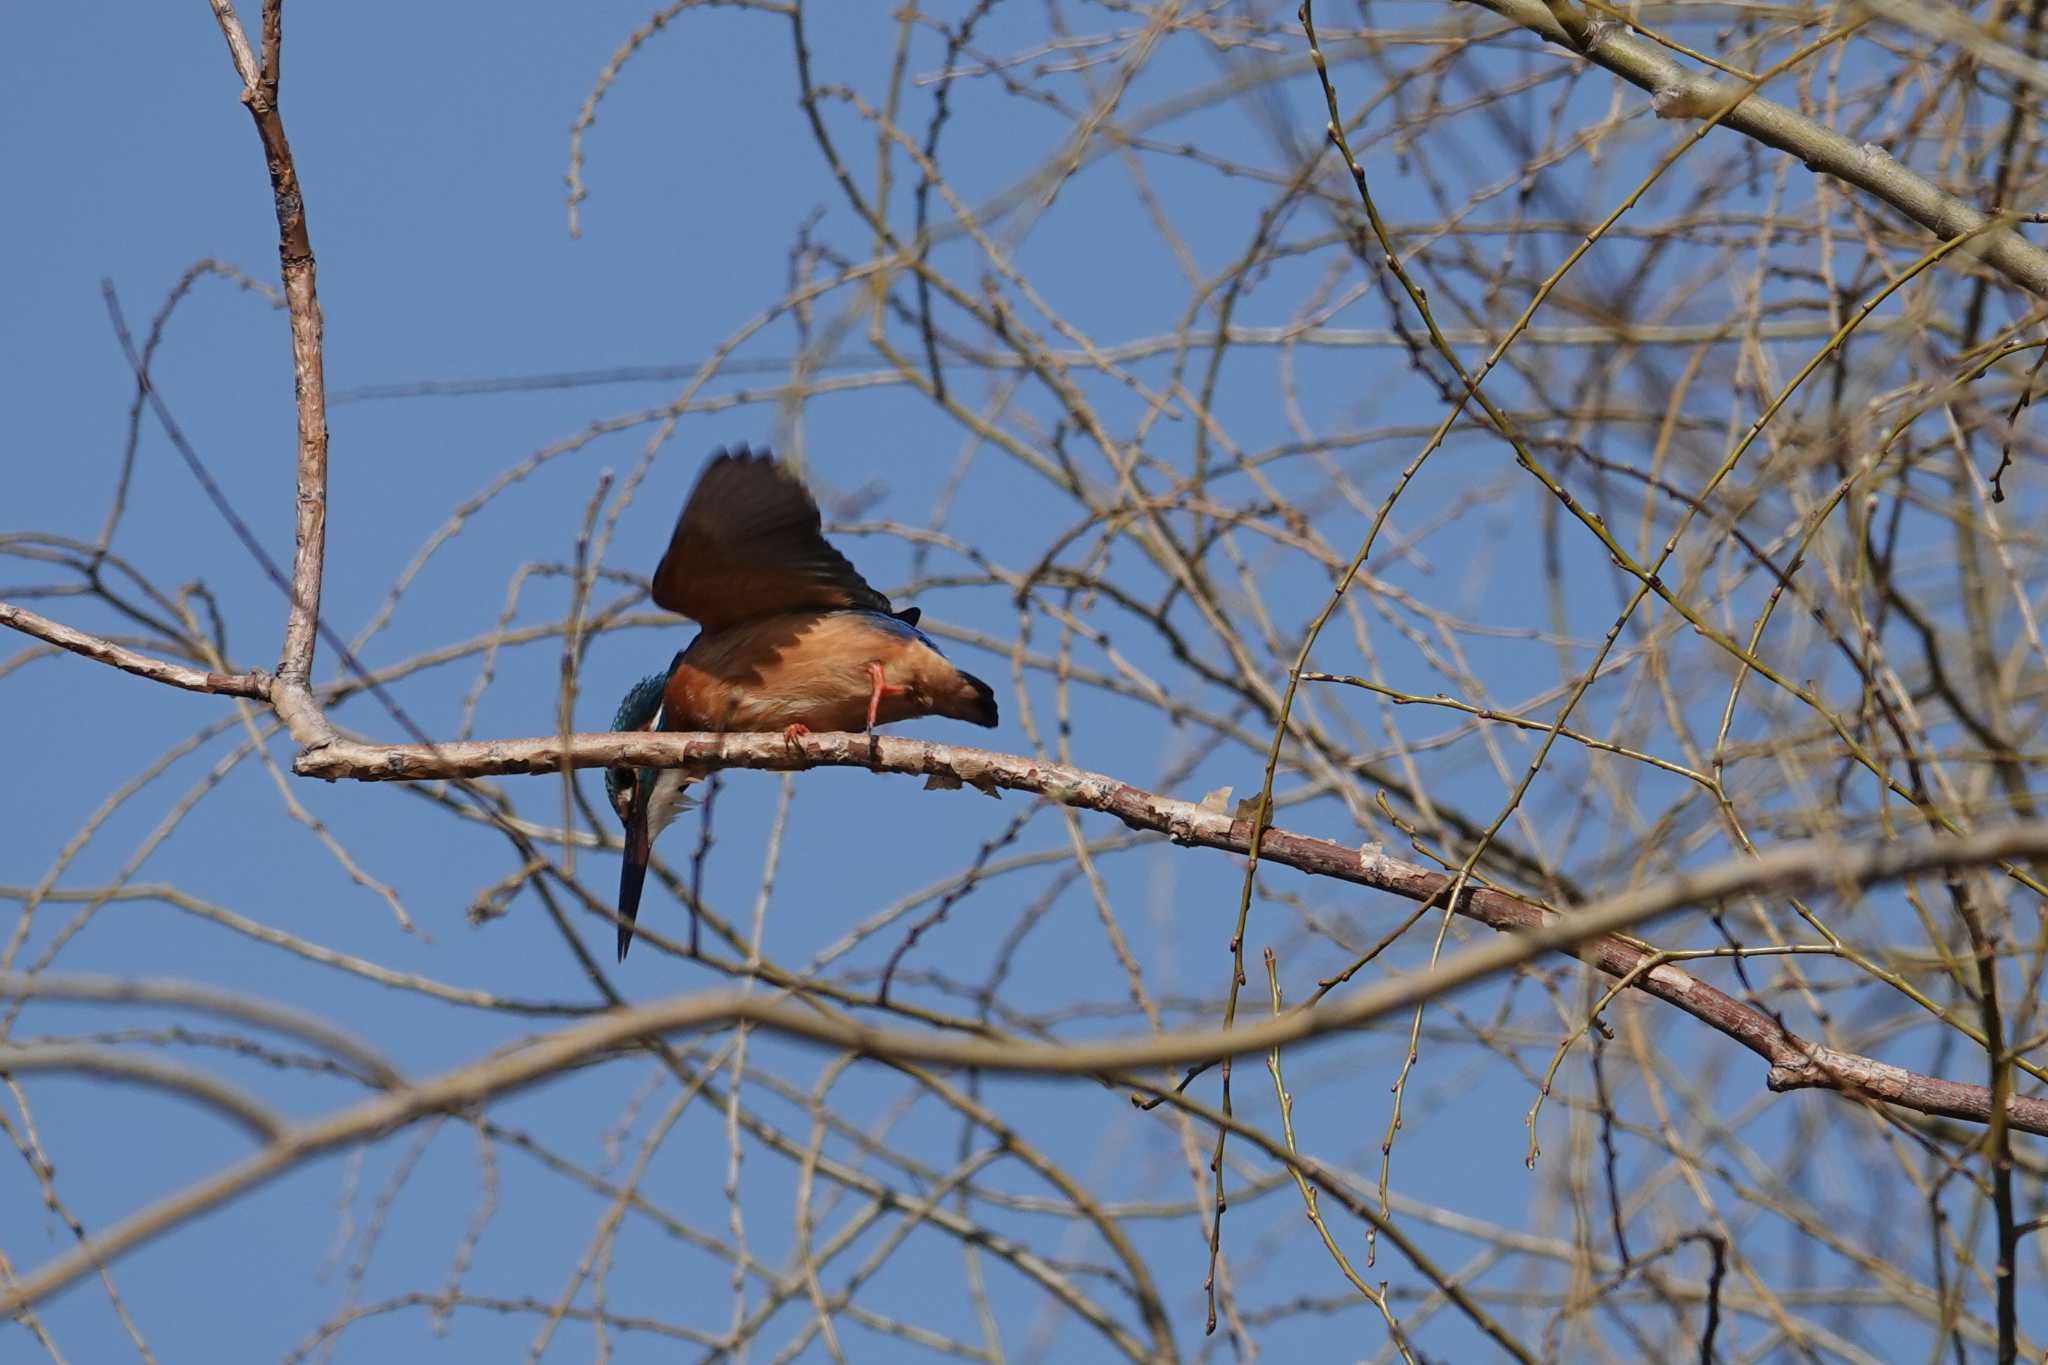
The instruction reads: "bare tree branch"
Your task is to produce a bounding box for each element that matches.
[0,1043,284,1143]
[0,602,268,699]
[1469,0,2048,296]
[15,4,2048,1356]
[9,787,2048,1317]
[301,725,2048,1137]
[207,0,330,686]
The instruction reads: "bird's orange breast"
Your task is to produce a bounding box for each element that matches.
[662,611,941,733]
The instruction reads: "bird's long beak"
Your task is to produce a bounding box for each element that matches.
[617,790,652,961]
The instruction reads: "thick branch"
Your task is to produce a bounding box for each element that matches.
[296,727,2048,1134]
[0,972,397,1088]
[10,796,2048,1318]
[0,1044,283,1143]
[210,0,329,683]
[10,727,2048,1314]
[0,601,268,699]
[1467,0,2048,297]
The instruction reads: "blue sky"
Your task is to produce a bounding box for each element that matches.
[4,2,2031,1361]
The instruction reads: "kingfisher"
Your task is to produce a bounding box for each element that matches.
[605,447,999,959]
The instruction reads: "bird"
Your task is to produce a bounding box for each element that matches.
[605,446,999,960]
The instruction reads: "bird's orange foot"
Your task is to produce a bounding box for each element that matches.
[864,661,890,731]
[863,661,906,765]
[782,723,811,755]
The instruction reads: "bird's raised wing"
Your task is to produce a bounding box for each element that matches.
[651,447,895,631]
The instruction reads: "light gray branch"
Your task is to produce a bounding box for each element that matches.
[0,972,399,1088]
[0,1043,284,1142]
[6,810,2048,1315]
[1466,0,2048,296]
[0,602,268,699]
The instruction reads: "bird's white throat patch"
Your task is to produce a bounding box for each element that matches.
[645,768,696,837]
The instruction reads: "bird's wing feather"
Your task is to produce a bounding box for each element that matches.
[651,447,893,631]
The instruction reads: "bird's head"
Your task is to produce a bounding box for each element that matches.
[606,667,670,823]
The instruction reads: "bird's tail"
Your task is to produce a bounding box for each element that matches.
[942,669,1000,728]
